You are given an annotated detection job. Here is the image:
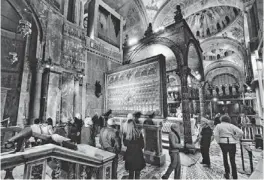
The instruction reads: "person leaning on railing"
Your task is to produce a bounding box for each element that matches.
[5,120,77,152]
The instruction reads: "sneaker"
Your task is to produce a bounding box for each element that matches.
[200,161,205,164]
[161,175,168,179]
[224,174,229,179]
[203,164,211,168]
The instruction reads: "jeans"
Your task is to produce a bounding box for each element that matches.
[129,170,140,179]
[112,155,119,179]
[219,143,237,179]
[163,151,181,179]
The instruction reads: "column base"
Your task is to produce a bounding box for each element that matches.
[144,151,166,167]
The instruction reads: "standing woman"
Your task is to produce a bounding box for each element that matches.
[81,117,96,146]
[123,119,146,179]
[162,124,183,179]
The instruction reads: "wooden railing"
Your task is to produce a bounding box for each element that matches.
[239,124,263,174]
[240,124,263,140]
[1,144,116,179]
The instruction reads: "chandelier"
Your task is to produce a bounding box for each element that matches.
[17,19,32,38]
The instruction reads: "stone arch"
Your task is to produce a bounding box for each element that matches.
[153,0,245,29]
[211,73,239,85]
[200,37,247,64]
[205,60,244,78]
[127,36,184,67]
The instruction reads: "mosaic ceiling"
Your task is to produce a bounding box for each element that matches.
[102,0,255,83]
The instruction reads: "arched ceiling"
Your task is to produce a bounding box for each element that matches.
[102,0,255,85]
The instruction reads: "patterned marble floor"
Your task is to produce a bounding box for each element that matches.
[117,141,263,179]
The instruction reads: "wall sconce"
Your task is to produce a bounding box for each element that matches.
[42,57,54,69]
[95,81,102,98]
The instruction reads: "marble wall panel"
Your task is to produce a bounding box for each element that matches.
[1,32,25,71]
[46,72,61,125]
[61,72,75,123]
[46,12,63,65]
[3,90,20,125]
[85,52,121,116]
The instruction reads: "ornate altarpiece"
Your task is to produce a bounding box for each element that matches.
[105,54,167,118]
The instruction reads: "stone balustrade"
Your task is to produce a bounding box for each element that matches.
[1,144,116,179]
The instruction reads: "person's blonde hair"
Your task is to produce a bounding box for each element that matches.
[124,119,140,141]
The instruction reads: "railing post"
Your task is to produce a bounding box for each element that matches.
[240,140,245,171]
[248,150,254,173]
[80,165,88,179]
[51,158,61,179]
[68,162,75,179]
[4,167,14,179]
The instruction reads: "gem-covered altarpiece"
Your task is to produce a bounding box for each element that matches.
[105,54,167,118]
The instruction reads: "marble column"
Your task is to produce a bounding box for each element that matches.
[74,0,80,25]
[198,81,205,121]
[17,36,31,127]
[63,0,69,18]
[32,65,44,123]
[74,78,81,116]
[180,66,192,145]
[82,52,88,117]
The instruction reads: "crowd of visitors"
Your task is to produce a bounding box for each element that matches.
[5,108,249,179]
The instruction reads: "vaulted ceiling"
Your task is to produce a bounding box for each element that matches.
[102,0,256,85]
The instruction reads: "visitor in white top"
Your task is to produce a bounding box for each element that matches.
[41,118,54,135]
[214,115,243,179]
[29,118,42,146]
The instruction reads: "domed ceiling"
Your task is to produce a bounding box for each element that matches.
[102,0,255,86]
[185,6,241,40]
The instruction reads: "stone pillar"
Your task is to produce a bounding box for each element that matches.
[74,0,80,25]
[63,0,69,18]
[17,36,32,127]
[32,65,44,122]
[198,81,205,121]
[82,52,88,117]
[74,78,81,116]
[180,66,192,145]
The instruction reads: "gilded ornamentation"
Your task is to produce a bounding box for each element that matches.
[106,59,166,117]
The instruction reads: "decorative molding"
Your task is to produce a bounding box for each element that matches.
[86,38,122,64]
[63,21,86,41]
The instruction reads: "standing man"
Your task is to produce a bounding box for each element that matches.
[214,115,243,179]
[100,118,121,179]
[195,118,213,168]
